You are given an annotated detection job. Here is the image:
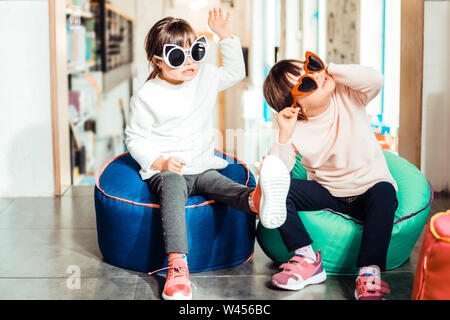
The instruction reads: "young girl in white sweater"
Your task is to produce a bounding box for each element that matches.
[125,9,290,300]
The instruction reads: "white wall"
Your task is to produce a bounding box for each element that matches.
[383,0,401,136]
[302,0,319,54]
[118,0,165,91]
[360,0,383,117]
[421,0,450,193]
[284,0,301,59]
[0,1,54,197]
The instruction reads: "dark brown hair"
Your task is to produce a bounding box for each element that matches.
[263,59,307,120]
[144,17,197,81]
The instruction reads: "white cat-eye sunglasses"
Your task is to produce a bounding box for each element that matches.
[154,35,208,69]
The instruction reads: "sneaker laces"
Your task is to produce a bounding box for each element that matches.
[148,262,197,290]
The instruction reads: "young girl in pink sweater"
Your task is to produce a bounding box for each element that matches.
[263,52,398,300]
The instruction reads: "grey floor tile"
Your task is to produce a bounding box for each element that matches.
[0,229,135,279]
[382,271,415,300]
[0,277,137,300]
[0,197,96,230]
[63,186,95,198]
[431,192,450,213]
[133,275,164,300]
[197,245,279,278]
[0,198,14,214]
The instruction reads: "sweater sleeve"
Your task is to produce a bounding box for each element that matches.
[125,95,161,172]
[216,36,246,92]
[268,133,299,173]
[327,63,384,106]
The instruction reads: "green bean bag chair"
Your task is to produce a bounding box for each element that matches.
[256,151,433,275]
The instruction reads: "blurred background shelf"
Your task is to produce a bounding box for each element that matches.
[66,0,133,186]
[66,7,94,18]
[68,60,96,74]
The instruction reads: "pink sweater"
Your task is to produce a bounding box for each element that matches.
[270,63,398,197]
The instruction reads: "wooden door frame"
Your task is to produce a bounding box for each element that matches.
[49,0,71,196]
[398,0,425,169]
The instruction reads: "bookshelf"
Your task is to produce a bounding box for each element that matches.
[92,1,133,92]
[65,0,133,185]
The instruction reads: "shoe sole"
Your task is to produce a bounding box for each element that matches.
[272,269,327,290]
[258,155,290,229]
[354,289,386,300]
[162,291,192,300]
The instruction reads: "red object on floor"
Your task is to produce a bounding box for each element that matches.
[412,210,450,300]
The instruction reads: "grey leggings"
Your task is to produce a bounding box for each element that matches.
[146,169,255,254]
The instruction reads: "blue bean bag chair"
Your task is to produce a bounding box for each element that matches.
[94,150,256,273]
[256,150,433,275]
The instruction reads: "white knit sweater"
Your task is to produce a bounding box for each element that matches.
[125,36,246,180]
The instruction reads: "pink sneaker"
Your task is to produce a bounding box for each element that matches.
[162,256,192,300]
[271,252,327,290]
[355,274,390,300]
[149,255,193,300]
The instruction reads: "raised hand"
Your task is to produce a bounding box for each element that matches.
[276,107,300,144]
[208,8,232,40]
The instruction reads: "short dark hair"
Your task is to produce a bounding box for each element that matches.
[263,59,307,120]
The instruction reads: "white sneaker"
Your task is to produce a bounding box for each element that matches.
[255,155,290,229]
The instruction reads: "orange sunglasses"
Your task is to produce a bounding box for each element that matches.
[291,51,326,98]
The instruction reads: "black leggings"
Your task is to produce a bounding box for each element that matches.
[278,179,398,271]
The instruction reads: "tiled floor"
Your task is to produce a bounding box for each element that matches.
[0,186,448,300]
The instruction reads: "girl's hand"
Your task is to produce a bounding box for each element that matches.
[208,8,232,40]
[276,107,299,144]
[163,156,186,175]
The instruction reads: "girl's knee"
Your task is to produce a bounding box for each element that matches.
[372,182,397,200]
[369,182,398,218]
[160,170,182,178]
[160,170,185,185]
